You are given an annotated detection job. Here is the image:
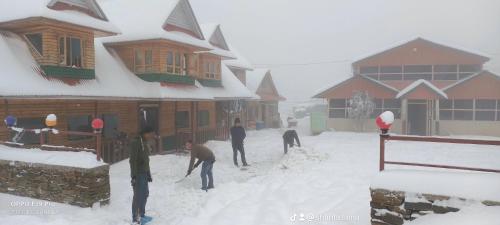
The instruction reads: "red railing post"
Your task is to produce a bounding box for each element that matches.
[95,131,102,161]
[379,134,387,171]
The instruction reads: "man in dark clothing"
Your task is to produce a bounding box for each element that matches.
[185,140,216,191]
[230,118,248,167]
[283,129,301,154]
[129,126,155,224]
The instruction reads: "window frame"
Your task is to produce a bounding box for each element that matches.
[197,110,210,127]
[58,35,83,68]
[175,111,190,128]
[67,115,93,141]
[328,99,347,119]
[25,33,44,56]
[134,48,153,73]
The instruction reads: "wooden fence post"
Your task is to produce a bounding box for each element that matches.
[96,131,102,161]
[379,134,386,171]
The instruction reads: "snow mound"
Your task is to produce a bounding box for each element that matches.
[371,170,500,202]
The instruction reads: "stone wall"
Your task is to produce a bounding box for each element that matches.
[0,159,110,207]
[370,188,500,225]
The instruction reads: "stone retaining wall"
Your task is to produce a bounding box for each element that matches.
[370,188,500,225]
[0,159,110,207]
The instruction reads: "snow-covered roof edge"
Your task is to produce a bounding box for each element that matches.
[312,74,399,98]
[396,79,448,99]
[442,70,500,92]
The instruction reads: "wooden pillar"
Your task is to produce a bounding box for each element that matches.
[157,101,162,152]
[379,134,386,171]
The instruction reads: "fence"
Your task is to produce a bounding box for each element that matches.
[379,134,500,173]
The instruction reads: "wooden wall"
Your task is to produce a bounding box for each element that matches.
[197,101,216,129]
[159,101,175,137]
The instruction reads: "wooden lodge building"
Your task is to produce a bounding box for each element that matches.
[315,38,500,137]
[0,0,259,163]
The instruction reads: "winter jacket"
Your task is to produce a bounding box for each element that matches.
[129,137,151,178]
[230,126,246,144]
[283,130,301,147]
[188,144,216,172]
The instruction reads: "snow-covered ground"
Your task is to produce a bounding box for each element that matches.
[1,120,500,225]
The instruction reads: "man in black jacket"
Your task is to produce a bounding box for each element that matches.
[283,129,301,154]
[129,126,155,224]
[230,118,248,167]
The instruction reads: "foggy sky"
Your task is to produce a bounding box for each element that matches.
[190,0,500,101]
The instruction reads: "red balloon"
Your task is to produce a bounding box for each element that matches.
[376,116,391,130]
[92,118,104,129]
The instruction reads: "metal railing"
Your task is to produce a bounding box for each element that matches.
[379,134,500,173]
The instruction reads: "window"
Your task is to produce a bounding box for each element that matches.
[328,99,347,118]
[67,115,92,140]
[197,110,210,127]
[475,99,496,121]
[403,73,432,80]
[59,36,82,67]
[102,114,119,138]
[453,99,473,121]
[380,66,402,74]
[25,33,43,55]
[459,64,481,73]
[204,62,218,79]
[404,65,432,73]
[434,65,458,73]
[166,51,174,73]
[9,118,46,144]
[439,99,453,120]
[434,73,458,80]
[360,66,378,74]
[370,99,400,119]
[175,53,181,74]
[379,74,402,80]
[134,49,153,73]
[175,111,190,128]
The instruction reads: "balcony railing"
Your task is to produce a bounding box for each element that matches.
[41,65,95,79]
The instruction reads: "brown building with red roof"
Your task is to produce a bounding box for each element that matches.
[314,38,500,136]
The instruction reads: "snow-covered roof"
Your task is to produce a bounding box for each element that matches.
[312,74,398,98]
[0,0,119,35]
[98,0,211,50]
[204,64,256,100]
[223,44,254,71]
[0,31,251,100]
[396,79,448,99]
[353,37,490,65]
[200,23,236,59]
[245,69,269,94]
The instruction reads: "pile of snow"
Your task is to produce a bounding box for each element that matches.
[0,144,105,169]
[407,204,500,225]
[371,170,500,202]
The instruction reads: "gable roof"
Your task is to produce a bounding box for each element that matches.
[0,0,119,35]
[396,79,448,99]
[442,71,500,92]
[246,69,285,101]
[48,0,108,21]
[98,0,211,50]
[0,30,254,100]
[353,37,490,66]
[223,44,253,71]
[312,74,398,98]
[200,23,235,59]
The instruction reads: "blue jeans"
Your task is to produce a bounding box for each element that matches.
[132,173,149,221]
[200,160,214,190]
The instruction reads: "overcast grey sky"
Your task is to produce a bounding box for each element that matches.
[191,0,500,101]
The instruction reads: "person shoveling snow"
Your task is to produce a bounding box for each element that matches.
[185,140,216,191]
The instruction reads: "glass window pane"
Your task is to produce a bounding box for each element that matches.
[434,65,457,73]
[26,33,43,55]
[135,50,144,65]
[330,99,346,108]
[384,99,401,109]
[145,49,152,65]
[329,109,346,118]
[404,73,432,80]
[453,110,473,120]
[70,38,81,67]
[379,74,402,80]
[476,99,496,110]
[365,74,379,80]
[475,111,495,121]
[439,110,452,120]
[453,99,473,109]
[197,110,210,127]
[175,53,181,66]
[175,111,190,128]
[102,114,119,138]
[404,65,432,73]
[68,115,92,140]
[434,73,458,80]
[372,99,382,108]
[440,100,452,109]
[380,66,402,73]
[459,64,481,73]
[360,66,378,74]
[167,52,173,65]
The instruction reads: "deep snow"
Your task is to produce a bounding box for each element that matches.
[1,122,500,225]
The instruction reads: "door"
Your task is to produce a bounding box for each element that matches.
[407,103,427,136]
[138,105,159,153]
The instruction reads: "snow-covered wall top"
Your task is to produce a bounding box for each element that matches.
[0,144,106,168]
[371,170,500,202]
